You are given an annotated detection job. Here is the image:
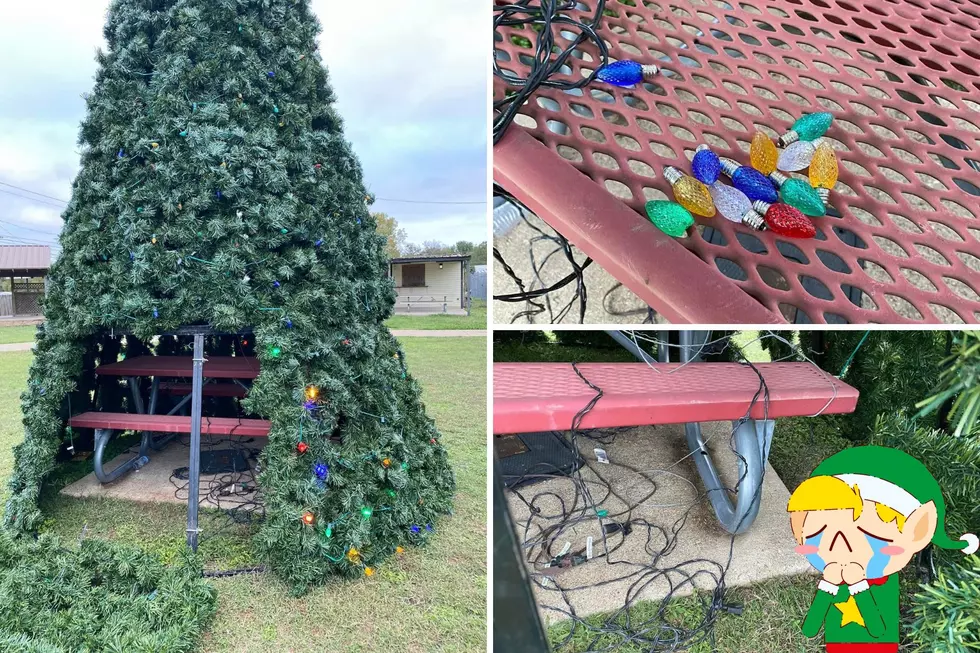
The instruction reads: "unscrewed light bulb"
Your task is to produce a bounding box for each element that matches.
[708,182,764,229]
[719,158,778,203]
[750,132,778,175]
[645,200,694,237]
[692,145,722,185]
[777,139,821,172]
[778,112,833,146]
[595,60,660,86]
[663,166,715,217]
[774,176,825,216]
[809,142,839,203]
[752,201,816,239]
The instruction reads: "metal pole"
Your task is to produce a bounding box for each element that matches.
[187,333,205,550]
[605,330,657,364]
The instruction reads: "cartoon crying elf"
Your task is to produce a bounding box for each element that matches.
[787,446,978,653]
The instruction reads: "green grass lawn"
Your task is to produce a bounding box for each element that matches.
[0,337,488,653]
[0,324,37,345]
[385,300,486,330]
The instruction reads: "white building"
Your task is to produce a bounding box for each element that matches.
[388,255,471,313]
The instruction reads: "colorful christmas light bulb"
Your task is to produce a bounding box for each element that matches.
[708,182,764,229]
[750,132,778,175]
[776,139,822,172]
[302,512,315,525]
[663,166,715,217]
[778,112,833,146]
[692,145,721,184]
[767,173,825,216]
[361,506,373,519]
[719,158,778,203]
[752,201,816,238]
[296,441,308,455]
[645,200,695,237]
[595,60,659,86]
[808,141,839,203]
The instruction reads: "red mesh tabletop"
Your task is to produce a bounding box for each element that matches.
[493,361,858,433]
[493,0,980,324]
[96,355,260,379]
[68,412,271,437]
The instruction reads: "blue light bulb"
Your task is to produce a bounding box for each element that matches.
[315,239,323,247]
[691,146,721,185]
[314,461,328,480]
[153,307,159,318]
[411,525,421,534]
[285,318,293,328]
[720,158,778,203]
[117,149,125,158]
[596,60,645,86]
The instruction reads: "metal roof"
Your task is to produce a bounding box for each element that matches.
[389,254,472,265]
[0,246,51,272]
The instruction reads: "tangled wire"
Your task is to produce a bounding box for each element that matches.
[498,332,851,651]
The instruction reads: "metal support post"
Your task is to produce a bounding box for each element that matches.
[186,334,205,550]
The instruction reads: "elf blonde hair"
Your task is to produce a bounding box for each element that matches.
[787,475,906,543]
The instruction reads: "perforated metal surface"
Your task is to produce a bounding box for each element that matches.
[493,0,980,323]
[493,361,858,433]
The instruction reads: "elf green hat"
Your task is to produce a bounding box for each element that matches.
[811,446,978,555]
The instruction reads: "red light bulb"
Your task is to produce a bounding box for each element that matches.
[302,512,315,525]
[763,203,815,239]
[296,442,308,455]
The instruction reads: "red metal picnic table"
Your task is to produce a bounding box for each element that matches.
[71,328,263,550]
[493,0,980,324]
[97,355,260,379]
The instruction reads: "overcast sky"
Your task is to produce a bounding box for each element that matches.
[0,1,487,256]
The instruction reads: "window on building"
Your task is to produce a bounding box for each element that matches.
[401,263,426,287]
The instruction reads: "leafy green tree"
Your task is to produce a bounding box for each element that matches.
[3,0,454,592]
[373,212,407,259]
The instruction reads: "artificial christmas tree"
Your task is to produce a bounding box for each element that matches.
[3,0,455,591]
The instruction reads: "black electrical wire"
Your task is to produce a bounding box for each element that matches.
[498,333,782,652]
[493,0,609,145]
[493,184,595,323]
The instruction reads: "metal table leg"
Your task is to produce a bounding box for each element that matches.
[92,377,154,484]
[610,329,774,534]
[684,418,774,534]
[186,334,205,551]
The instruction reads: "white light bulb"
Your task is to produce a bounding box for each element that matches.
[777,140,818,172]
[709,182,752,222]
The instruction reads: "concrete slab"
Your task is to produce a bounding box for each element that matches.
[501,421,813,624]
[0,342,33,352]
[494,212,667,325]
[61,436,264,509]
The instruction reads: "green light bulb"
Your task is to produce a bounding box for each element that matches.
[269,346,282,358]
[779,112,833,145]
[644,200,694,238]
[324,526,332,538]
[779,179,825,217]
[793,112,833,140]
[401,462,408,471]
[386,489,396,498]
[361,506,373,519]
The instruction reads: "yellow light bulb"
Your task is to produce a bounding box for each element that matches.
[305,385,318,400]
[750,132,778,175]
[809,142,838,203]
[663,166,715,217]
[809,142,838,189]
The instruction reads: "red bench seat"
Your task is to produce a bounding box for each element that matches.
[68,412,270,437]
[493,362,858,434]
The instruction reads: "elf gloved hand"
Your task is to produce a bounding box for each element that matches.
[787,446,977,653]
